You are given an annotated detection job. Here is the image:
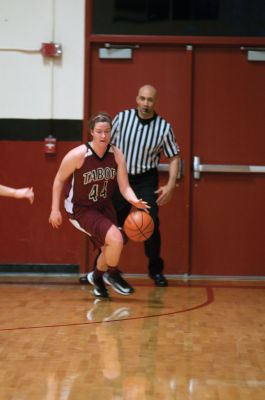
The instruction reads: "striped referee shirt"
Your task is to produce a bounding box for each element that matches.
[111,108,180,175]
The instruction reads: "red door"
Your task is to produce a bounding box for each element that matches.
[89,44,192,275]
[190,47,265,276]
[88,42,265,277]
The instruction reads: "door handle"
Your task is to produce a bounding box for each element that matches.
[99,43,140,59]
[193,156,265,179]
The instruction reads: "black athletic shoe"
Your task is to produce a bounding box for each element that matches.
[79,275,90,284]
[150,273,168,287]
[103,270,135,296]
[87,272,109,298]
[79,250,102,285]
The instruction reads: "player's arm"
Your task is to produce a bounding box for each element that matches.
[49,146,86,228]
[114,146,149,211]
[0,184,34,204]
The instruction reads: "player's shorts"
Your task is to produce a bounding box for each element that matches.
[66,201,118,249]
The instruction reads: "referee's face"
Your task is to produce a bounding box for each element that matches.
[136,86,157,119]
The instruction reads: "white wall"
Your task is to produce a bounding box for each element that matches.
[0,0,85,119]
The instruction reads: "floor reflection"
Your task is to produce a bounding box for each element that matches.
[0,279,264,399]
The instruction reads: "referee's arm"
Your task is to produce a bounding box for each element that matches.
[168,155,180,187]
[155,155,179,206]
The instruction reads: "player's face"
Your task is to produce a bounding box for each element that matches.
[136,87,157,119]
[91,122,112,147]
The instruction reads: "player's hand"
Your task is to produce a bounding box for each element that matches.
[15,187,34,204]
[132,199,150,213]
[49,210,62,228]
[155,185,174,206]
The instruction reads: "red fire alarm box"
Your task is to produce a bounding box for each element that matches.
[44,135,57,154]
[41,42,62,57]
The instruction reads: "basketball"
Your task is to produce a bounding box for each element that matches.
[123,210,154,242]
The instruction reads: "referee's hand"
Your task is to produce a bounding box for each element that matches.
[155,185,174,206]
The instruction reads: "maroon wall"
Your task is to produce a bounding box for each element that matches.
[0,141,84,269]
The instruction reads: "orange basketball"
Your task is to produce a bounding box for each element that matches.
[123,211,154,242]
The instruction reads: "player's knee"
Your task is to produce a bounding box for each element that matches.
[106,226,124,248]
[112,231,124,248]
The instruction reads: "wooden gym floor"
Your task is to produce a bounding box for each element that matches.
[0,275,264,400]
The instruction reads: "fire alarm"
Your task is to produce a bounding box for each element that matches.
[44,135,57,154]
[41,42,62,57]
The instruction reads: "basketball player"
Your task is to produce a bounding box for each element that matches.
[49,112,149,299]
[0,184,34,204]
[80,85,180,287]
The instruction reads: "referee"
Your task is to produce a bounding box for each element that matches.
[111,84,180,286]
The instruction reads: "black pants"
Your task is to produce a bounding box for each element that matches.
[112,168,164,275]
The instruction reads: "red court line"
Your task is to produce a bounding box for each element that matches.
[0,287,214,332]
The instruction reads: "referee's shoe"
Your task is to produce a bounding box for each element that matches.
[150,273,168,287]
